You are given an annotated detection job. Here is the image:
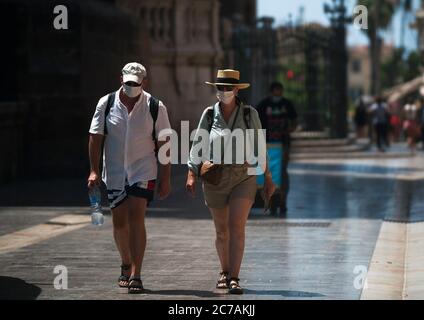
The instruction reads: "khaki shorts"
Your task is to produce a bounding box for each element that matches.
[202,164,258,209]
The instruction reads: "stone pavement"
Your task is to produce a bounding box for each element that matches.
[0,149,424,300]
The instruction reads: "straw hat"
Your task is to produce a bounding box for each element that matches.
[205,69,250,89]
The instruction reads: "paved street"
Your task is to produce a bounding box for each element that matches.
[1,145,424,300]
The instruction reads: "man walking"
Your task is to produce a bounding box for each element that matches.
[369,96,390,152]
[256,82,297,216]
[87,62,172,294]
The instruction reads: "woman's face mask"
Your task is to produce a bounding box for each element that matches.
[216,89,235,104]
[123,83,142,98]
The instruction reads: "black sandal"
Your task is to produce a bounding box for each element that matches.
[216,271,229,289]
[118,264,131,288]
[228,277,243,295]
[128,277,144,294]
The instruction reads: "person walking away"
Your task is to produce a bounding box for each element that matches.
[403,101,420,154]
[369,97,390,152]
[354,97,368,139]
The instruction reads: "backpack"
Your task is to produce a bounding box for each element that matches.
[103,92,159,154]
[205,103,251,132]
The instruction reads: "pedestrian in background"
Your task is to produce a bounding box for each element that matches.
[368,96,390,152]
[256,82,297,216]
[354,97,368,139]
[403,100,421,154]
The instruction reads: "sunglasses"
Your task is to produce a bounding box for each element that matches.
[216,85,234,91]
[124,81,142,87]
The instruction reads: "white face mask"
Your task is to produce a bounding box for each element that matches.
[216,90,235,104]
[123,84,142,98]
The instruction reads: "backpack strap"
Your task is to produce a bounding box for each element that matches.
[206,107,215,133]
[149,96,160,156]
[103,92,116,136]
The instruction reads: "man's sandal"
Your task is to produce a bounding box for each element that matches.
[216,271,229,289]
[118,264,131,288]
[128,277,144,294]
[228,277,243,295]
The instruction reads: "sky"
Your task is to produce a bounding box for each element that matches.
[258,0,420,51]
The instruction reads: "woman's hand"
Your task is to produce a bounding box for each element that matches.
[186,171,197,198]
[263,174,276,201]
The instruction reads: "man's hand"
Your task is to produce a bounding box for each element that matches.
[186,171,196,198]
[87,170,101,189]
[157,178,171,200]
[263,174,276,201]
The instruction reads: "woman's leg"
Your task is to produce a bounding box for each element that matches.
[209,207,230,273]
[127,196,148,278]
[228,198,254,278]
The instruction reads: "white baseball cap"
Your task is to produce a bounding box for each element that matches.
[122,62,146,84]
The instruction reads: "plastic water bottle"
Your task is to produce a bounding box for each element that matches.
[88,186,104,226]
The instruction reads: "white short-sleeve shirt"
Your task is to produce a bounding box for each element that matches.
[89,88,172,190]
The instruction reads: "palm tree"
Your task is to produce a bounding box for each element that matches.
[399,0,413,49]
[356,0,397,95]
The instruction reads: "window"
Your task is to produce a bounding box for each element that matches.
[352,59,361,73]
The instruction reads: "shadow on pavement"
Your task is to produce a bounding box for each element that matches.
[0,276,42,300]
[142,289,225,298]
[244,289,325,298]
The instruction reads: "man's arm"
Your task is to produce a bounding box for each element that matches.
[157,137,171,199]
[88,134,104,187]
[287,100,298,133]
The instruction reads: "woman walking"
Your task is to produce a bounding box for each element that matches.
[186,69,276,294]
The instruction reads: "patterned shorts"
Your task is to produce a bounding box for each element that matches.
[107,180,156,210]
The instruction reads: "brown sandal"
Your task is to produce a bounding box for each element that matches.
[216,271,229,289]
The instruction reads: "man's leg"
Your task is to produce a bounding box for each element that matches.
[111,200,131,263]
[127,196,148,278]
[280,145,290,215]
[421,125,424,149]
[375,125,382,150]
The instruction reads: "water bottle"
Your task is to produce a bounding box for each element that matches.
[88,186,104,226]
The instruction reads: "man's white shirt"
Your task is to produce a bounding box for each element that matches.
[89,88,172,190]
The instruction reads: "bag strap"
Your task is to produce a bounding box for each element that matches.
[149,96,160,156]
[243,106,251,129]
[104,92,116,135]
[206,107,214,133]
[206,103,250,133]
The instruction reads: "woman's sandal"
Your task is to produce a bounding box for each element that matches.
[228,277,243,295]
[216,271,229,289]
[128,277,144,294]
[118,264,131,288]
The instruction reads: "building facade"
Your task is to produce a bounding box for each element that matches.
[117,0,223,131]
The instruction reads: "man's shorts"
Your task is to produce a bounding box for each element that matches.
[107,180,156,210]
